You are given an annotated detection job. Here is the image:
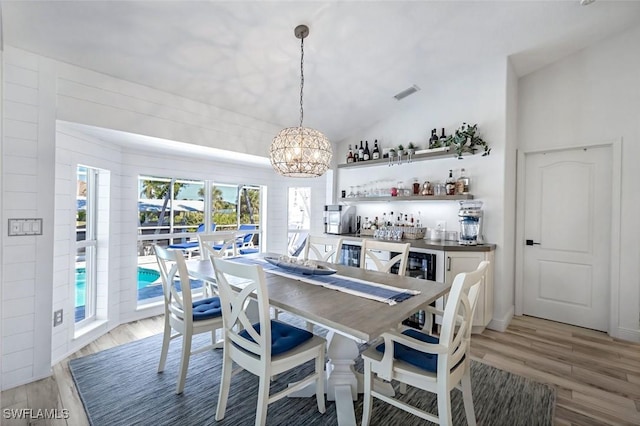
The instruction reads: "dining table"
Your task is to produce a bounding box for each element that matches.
[185,253,450,426]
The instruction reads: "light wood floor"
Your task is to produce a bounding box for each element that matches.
[2,315,639,425]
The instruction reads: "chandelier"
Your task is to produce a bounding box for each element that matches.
[270,25,332,178]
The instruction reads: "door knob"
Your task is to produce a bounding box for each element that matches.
[525,239,541,246]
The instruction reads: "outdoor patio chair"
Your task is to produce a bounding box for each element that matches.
[168,223,216,258]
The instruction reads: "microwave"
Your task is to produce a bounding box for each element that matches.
[324,205,355,235]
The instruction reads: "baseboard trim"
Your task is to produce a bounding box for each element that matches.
[487,305,514,332]
[1,370,52,392]
[611,326,640,343]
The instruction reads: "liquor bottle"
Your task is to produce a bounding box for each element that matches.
[358,141,364,160]
[445,169,456,195]
[439,128,447,142]
[456,168,470,194]
[363,140,371,161]
[354,148,359,162]
[429,129,438,148]
[372,140,380,160]
[346,144,354,163]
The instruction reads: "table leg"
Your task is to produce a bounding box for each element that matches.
[288,331,395,426]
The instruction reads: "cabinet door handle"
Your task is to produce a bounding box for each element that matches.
[447,256,451,272]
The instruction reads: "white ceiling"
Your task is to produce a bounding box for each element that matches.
[3,0,640,145]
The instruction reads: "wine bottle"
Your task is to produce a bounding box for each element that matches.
[346,144,354,164]
[372,140,380,160]
[456,168,470,194]
[358,141,364,160]
[445,169,456,195]
[429,129,438,148]
[439,128,447,142]
[363,140,370,161]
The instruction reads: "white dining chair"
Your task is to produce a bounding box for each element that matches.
[361,261,489,426]
[198,231,239,259]
[211,257,326,426]
[198,231,239,297]
[301,235,344,263]
[298,235,343,331]
[420,261,490,336]
[360,239,410,275]
[154,245,224,394]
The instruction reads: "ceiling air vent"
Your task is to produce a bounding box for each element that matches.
[393,85,420,101]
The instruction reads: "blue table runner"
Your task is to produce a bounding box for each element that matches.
[228,257,419,305]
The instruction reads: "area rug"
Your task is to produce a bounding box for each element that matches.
[70,318,555,426]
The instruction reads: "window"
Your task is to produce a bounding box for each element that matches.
[136,176,263,306]
[138,176,206,240]
[287,187,310,256]
[75,166,98,324]
[211,183,261,231]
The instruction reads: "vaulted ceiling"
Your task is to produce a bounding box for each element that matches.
[3,1,640,144]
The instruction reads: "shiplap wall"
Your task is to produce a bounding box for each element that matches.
[1,46,329,389]
[52,128,124,364]
[2,49,54,388]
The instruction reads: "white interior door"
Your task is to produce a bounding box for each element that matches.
[523,146,611,331]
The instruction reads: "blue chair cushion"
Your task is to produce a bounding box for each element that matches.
[168,241,199,250]
[239,320,313,356]
[376,329,440,372]
[192,297,222,321]
[239,248,259,255]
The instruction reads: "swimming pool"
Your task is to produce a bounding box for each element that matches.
[75,267,160,306]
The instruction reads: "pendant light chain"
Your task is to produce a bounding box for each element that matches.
[299,36,304,128]
[269,24,332,178]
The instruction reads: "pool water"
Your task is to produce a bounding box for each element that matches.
[75,267,160,306]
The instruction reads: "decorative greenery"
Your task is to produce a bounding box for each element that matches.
[407,142,416,152]
[428,123,491,159]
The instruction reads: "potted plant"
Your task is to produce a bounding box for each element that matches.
[406,142,416,162]
[445,123,491,159]
[387,147,396,166]
[396,144,405,164]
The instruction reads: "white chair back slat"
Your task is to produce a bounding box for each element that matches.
[199,231,239,258]
[302,235,344,263]
[212,256,272,360]
[155,246,192,321]
[360,240,410,275]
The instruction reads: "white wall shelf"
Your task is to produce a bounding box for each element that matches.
[339,194,474,203]
[337,147,453,169]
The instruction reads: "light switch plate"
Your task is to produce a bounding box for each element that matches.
[8,218,43,236]
[53,309,63,327]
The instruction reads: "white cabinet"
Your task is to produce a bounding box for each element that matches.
[438,250,494,334]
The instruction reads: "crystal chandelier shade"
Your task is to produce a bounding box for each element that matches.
[269,25,332,178]
[270,127,332,178]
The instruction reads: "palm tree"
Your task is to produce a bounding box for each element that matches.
[240,187,260,224]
